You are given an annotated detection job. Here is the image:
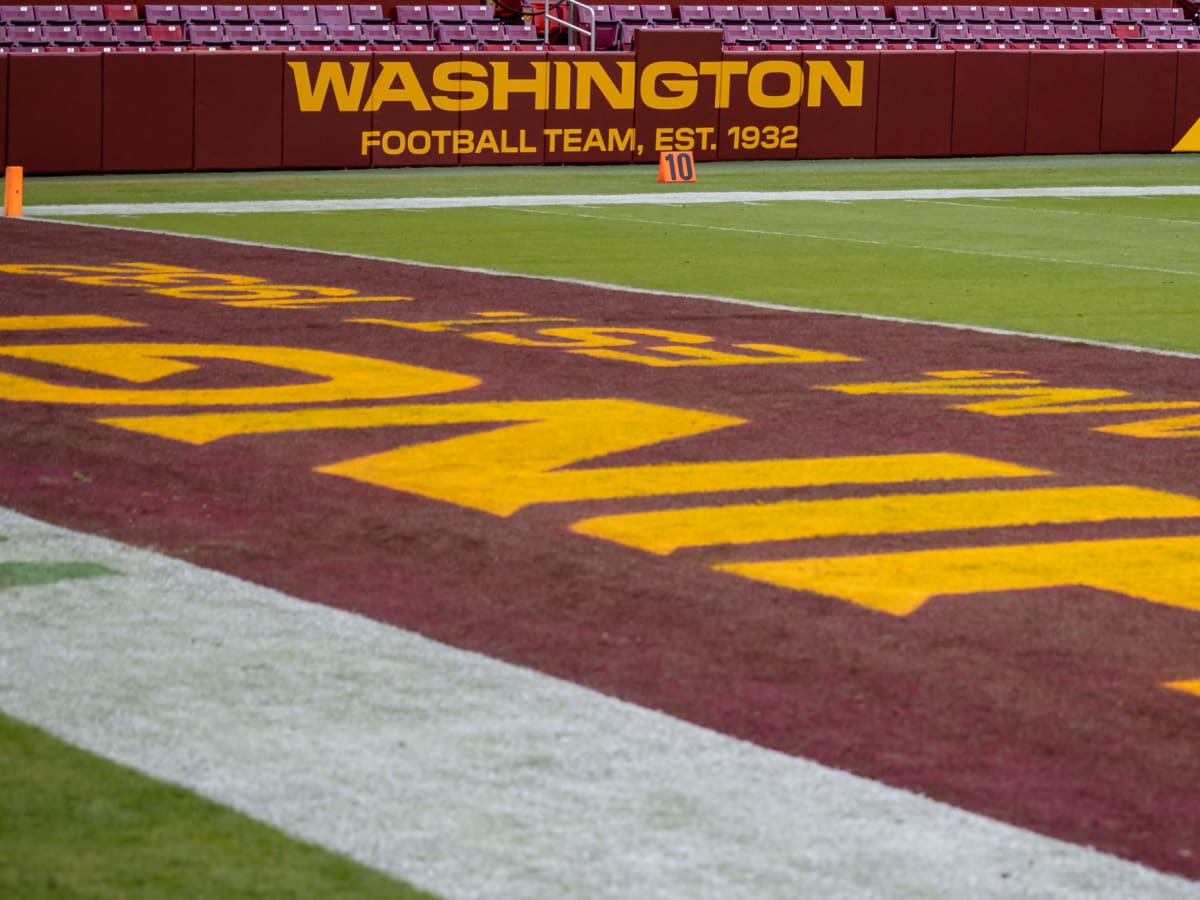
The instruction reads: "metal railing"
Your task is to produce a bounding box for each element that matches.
[538,0,598,48]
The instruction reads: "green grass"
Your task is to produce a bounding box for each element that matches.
[30,156,1200,353]
[0,712,439,899]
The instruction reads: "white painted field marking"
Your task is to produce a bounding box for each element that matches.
[23,184,1200,218]
[517,207,1200,279]
[2,506,1199,900]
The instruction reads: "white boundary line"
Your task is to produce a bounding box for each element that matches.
[22,183,1200,217]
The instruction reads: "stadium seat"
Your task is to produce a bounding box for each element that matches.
[42,22,82,42]
[900,20,934,37]
[212,4,251,20]
[892,5,928,21]
[257,20,300,40]
[282,3,318,24]
[78,21,118,42]
[179,4,218,21]
[314,3,352,23]
[291,21,330,38]
[993,20,1026,37]
[322,20,363,38]
[856,3,888,18]
[1066,5,1097,21]
[796,3,833,19]
[34,4,73,22]
[187,21,230,42]
[146,21,187,41]
[677,4,714,23]
[247,4,286,20]
[350,3,388,21]
[392,4,430,21]
[96,3,134,19]
[1080,21,1114,38]
[0,4,37,22]
[767,4,801,21]
[393,20,433,41]
[953,4,989,19]
[356,20,393,37]
[144,4,185,22]
[434,20,474,43]
[426,3,465,21]
[112,20,152,41]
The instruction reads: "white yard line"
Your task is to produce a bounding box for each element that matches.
[23,184,1200,217]
[516,205,1200,278]
[2,506,1199,900]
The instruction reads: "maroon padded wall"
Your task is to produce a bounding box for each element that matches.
[715,53,802,161]
[543,53,636,164]
[1100,49,1180,152]
[195,51,283,170]
[952,50,1031,156]
[102,52,195,173]
[0,57,7,171]
[1175,50,1200,147]
[794,50,880,160]
[459,53,547,165]
[368,52,460,167]
[282,53,373,169]
[875,50,954,157]
[6,53,102,174]
[633,28,724,163]
[1025,50,1103,154]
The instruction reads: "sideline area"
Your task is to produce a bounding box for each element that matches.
[24,183,1200,217]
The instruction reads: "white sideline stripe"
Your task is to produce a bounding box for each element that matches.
[2,506,1198,900]
[24,184,1200,217]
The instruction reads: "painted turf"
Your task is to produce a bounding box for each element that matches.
[3,505,1199,900]
[23,183,1200,218]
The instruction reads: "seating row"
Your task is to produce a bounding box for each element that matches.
[715,16,1196,35]
[1,2,1191,28]
[597,2,1190,23]
[0,18,545,43]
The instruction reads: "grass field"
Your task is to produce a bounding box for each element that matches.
[24,154,1200,353]
[4,153,1200,899]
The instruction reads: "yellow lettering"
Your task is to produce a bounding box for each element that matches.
[0,316,142,330]
[489,59,549,110]
[821,370,1199,416]
[0,343,475,406]
[574,485,1199,554]
[717,536,1200,616]
[571,60,635,110]
[641,61,697,110]
[362,60,432,112]
[432,59,489,112]
[747,59,804,109]
[1098,413,1200,439]
[287,60,370,112]
[805,59,863,108]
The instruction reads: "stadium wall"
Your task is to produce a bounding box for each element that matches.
[2,33,1199,173]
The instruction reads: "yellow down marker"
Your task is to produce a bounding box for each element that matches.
[574,486,1200,554]
[717,535,1200,616]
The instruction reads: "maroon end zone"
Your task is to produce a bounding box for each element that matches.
[2,218,1199,878]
